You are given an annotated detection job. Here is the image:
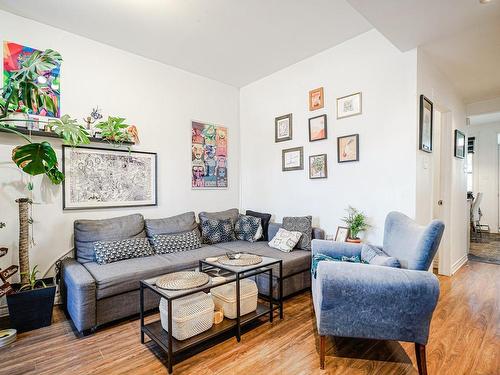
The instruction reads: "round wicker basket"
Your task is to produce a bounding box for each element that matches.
[156,271,210,290]
[217,253,262,266]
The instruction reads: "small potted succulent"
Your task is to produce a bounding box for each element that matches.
[342,206,369,243]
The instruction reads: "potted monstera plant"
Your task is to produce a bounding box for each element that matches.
[342,206,370,243]
[0,48,89,331]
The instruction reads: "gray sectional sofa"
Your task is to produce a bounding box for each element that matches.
[60,210,324,334]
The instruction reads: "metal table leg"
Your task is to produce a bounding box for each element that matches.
[236,273,241,342]
[269,268,273,323]
[279,260,283,319]
[140,283,144,344]
[167,299,173,374]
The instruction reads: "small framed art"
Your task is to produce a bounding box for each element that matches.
[337,92,362,119]
[309,87,324,111]
[309,154,327,179]
[335,227,349,242]
[454,129,466,159]
[282,147,303,171]
[337,134,359,163]
[275,113,293,142]
[419,95,433,153]
[308,114,327,142]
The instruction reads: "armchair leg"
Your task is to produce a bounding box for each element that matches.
[415,343,427,375]
[319,335,325,369]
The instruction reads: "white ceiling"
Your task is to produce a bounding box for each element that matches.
[0,0,372,87]
[347,0,500,103]
[469,111,500,126]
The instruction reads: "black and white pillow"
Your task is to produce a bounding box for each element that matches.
[94,237,154,265]
[201,218,235,244]
[235,215,262,242]
[151,230,202,254]
[282,216,313,250]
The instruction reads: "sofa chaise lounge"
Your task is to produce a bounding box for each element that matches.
[61,209,324,334]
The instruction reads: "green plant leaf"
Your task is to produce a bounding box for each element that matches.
[45,165,64,184]
[12,141,58,176]
[49,115,90,146]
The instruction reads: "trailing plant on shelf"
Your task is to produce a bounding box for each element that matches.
[342,206,370,242]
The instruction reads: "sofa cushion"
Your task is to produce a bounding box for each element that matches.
[75,214,146,263]
[145,212,198,237]
[151,230,202,254]
[198,208,239,225]
[246,210,272,241]
[84,246,226,300]
[235,214,262,242]
[283,216,313,250]
[268,228,302,252]
[212,241,311,277]
[94,237,155,265]
[201,218,235,244]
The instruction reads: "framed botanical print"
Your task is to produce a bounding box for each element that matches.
[282,147,303,171]
[275,113,292,142]
[454,129,466,159]
[308,114,327,142]
[309,154,328,179]
[335,227,349,242]
[62,146,157,210]
[419,95,433,153]
[309,87,324,111]
[337,134,359,163]
[337,92,362,119]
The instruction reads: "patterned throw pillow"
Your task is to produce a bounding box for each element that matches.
[361,244,401,268]
[282,216,312,250]
[268,228,302,252]
[201,218,235,244]
[94,237,154,265]
[235,215,262,242]
[151,230,202,254]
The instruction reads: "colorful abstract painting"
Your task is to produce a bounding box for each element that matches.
[192,121,228,188]
[3,41,61,117]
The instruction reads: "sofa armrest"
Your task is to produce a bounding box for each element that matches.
[311,239,362,258]
[61,258,96,333]
[312,261,439,344]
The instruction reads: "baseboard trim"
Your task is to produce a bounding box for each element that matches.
[452,254,468,275]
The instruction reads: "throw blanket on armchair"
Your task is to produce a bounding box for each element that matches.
[311,253,364,278]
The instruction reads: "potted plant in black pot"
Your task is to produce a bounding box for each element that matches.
[342,206,369,243]
[0,48,89,332]
[6,265,56,332]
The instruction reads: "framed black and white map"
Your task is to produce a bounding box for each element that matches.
[62,146,157,210]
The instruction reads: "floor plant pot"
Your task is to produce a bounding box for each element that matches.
[6,277,56,333]
[346,238,362,243]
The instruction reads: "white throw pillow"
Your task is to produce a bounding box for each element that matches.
[268,228,303,252]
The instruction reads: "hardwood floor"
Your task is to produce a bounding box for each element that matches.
[0,260,498,375]
[469,233,500,265]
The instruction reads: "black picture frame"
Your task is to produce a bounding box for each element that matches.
[282,146,303,171]
[337,134,359,163]
[335,226,349,242]
[419,95,433,153]
[62,145,158,210]
[309,154,328,179]
[308,114,328,142]
[454,129,466,159]
[275,113,293,143]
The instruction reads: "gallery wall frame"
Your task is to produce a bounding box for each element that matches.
[337,92,362,119]
[419,95,433,153]
[309,154,328,179]
[282,146,304,171]
[308,114,328,142]
[337,134,359,163]
[62,145,158,210]
[454,129,466,159]
[309,87,324,111]
[275,113,293,143]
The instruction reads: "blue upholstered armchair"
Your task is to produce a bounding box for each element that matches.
[312,212,444,375]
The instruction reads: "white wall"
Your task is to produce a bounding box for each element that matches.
[469,122,500,233]
[0,11,240,282]
[416,49,468,275]
[240,30,417,244]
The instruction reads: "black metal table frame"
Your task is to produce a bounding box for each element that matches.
[140,258,283,374]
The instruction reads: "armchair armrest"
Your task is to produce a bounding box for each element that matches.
[311,239,362,258]
[61,258,96,333]
[312,261,439,344]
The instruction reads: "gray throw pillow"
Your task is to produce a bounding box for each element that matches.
[198,208,239,225]
[235,215,262,242]
[94,237,154,265]
[361,244,401,268]
[145,212,198,238]
[201,218,235,244]
[151,230,202,254]
[282,216,312,250]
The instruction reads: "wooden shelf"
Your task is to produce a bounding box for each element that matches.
[0,126,134,146]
